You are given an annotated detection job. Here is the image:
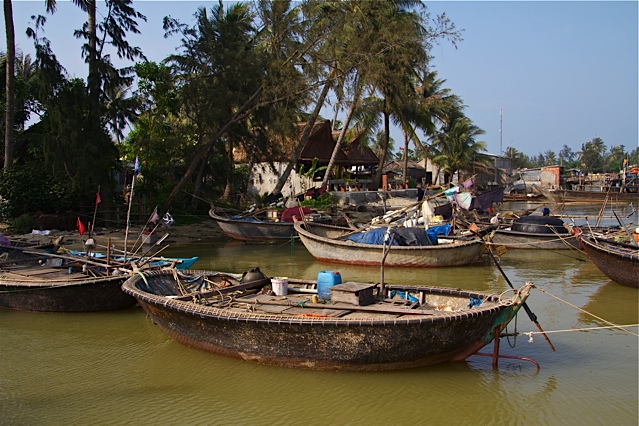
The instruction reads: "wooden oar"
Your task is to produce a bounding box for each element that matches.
[18,248,129,273]
[483,241,556,352]
[612,210,639,247]
[379,232,395,296]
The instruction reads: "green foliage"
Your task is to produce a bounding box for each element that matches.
[431,115,487,181]
[0,164,75,220]
[300,193,335,210]
[251,192,271,207]
[24,78,119,199]
[7,214,34,234]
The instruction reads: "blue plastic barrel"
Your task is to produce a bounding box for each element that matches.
[317,271,342,300]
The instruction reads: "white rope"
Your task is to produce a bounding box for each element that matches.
[534,286,639,337]
[524,324,639,342]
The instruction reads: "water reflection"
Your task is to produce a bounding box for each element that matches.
[580,281,639,327]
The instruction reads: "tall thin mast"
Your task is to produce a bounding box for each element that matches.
[499,109,503,156]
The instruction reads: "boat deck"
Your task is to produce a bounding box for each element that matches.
[0,258,111,284]
[191,287,502,320]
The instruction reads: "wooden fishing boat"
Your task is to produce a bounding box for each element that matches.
[503,193,544,202]
[122,267,533,371]
[293,221,486,267]
[0,251,136,312]
[68,250,198,270]
[578,233,639,288]
[492,215,581,250]
[209,207,297,242]
[209,206,331,243]
[534,185,638,204]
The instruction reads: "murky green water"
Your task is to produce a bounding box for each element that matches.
[1,203,637,425]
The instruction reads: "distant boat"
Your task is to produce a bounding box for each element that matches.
[293,221,486,267]
[209,206,330,243]
[492,215,581,250]
[578,232,639,288]
[534,185,638,204]
[122,267,534,371]
[503,192,544,202]
[68,250,198,270]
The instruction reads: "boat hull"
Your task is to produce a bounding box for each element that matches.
[209,209,296,242]
[579,234,639,288]
[294,222,485,267]
[0,274,135,312]
[536,187,638,204]
[123,270,529,371]
[493,229,581,250]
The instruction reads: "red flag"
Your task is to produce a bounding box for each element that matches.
[95,192,101,207]
[77,217,86,236]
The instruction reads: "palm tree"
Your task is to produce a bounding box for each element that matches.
[504,146,529,169]
[544,150,557,166]
[400,69,463,179]
[4,0,16,168]
[579,137,607,173]
[606,145,626,173]
[103,82,138,144]
[430,115,487,183]
[559,144,575,165]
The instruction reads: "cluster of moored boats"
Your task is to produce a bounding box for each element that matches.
[1,189,637,371]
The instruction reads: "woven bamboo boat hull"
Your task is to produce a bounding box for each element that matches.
[0,272,134,312]
[209,208,297,242]
[293,222,485,267]
[579,234,639,288]
[493,229,581,250]
[122,269,532,371]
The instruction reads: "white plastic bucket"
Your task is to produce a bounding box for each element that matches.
[271,277,288,296]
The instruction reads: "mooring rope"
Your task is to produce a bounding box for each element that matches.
[524,324,639,342]
[486,240,587,261]
[533,286,639,337]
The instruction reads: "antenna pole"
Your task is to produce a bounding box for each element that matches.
[499,109,503,156]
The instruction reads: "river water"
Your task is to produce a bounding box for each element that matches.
[1,203,637,425]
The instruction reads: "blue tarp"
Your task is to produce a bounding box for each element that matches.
[345,225,452,246]
[425,224,451,244]
[229,216,262,222]
[346,227,393,245]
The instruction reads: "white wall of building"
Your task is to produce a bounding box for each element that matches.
[247,162,312,198]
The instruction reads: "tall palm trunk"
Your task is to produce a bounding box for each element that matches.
[272,67,336,196]
[402,128,409,186]
[4,0,15,169]
[373,109,391,189]
[221,139,234,201]
[87,0,99,123]
[321,78,360,188]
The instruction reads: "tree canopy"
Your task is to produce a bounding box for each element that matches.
[2,0,636,226]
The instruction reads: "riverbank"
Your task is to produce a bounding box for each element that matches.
[1,208,380,253]
[2,221,226,252]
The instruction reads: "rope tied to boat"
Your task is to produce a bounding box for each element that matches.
[531,286,639,337]
[524,324,639,342]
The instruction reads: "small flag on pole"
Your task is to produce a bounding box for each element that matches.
[161,211,175,227]
[133,156,140,176]
[148,206,160,223]
[77,217,86,236]
[95,192,101,207]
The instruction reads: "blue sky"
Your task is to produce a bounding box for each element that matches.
[3,1,638,158]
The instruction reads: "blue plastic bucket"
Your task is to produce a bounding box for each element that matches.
[317,271,342,300]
